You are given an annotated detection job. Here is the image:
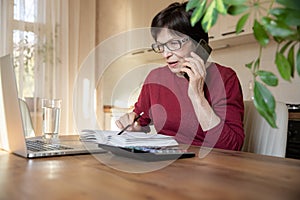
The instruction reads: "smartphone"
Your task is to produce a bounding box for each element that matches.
[195,39,212,63]
[183,39,212,80]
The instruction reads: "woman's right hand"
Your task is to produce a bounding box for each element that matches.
[115,112,142,132]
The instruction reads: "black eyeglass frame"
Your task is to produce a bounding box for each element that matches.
[151,37,189,53]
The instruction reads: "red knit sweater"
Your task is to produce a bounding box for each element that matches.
[133,63,244,151]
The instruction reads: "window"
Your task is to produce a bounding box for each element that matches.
[13,30,36,97]
[11,0,60,99]
[12,0,39,98]
[2,0,88,134]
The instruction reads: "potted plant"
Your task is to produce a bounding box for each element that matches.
[186,0,300,127]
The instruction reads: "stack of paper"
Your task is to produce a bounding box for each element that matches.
[80,130,178,147]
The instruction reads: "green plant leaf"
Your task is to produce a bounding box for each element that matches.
[254,57,260,71]
[186,0,201,11]
[256,70,278,86]
[253,81,277,128]
[223,0,246,5]
[227,5,248,15]
[202,1,219,32]
[223,0,247,5]
[276,0,300,11]
[190,0,207,27]
[273,36,284,43]
[253,20,269,47]
[275,52,292,81]
[270,8,300,26]
[245,60,254,69]
[215,0,227,14]
[297,47,300,76]
[288,45,295,77]
[236,13,249,34]
[261,17,296,38]
[279,41,293,54]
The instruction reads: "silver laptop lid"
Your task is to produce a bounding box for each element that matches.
[0,54,27,157]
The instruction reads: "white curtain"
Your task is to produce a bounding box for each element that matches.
[0,0,12,56]
[12,0,71,136]
[0,0,96,136]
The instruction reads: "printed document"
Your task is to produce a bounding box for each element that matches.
[80,130,178,147]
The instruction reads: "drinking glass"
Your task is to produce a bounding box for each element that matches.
[42,99,61,141]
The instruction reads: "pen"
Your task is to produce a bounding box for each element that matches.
[117,112,144,135]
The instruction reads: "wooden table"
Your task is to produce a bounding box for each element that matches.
[0,147,300,200]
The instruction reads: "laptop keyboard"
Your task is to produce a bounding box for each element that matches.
[26,140,73,152]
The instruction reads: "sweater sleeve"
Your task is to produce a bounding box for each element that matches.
[204,68,245,151]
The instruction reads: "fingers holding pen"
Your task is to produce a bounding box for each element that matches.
[115,112,136,131]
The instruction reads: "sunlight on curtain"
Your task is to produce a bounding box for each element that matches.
[11,0,69,135]
[0,0,12,149]
[1,0,74,135]
[0,0,13,56]
[1,0,97,136]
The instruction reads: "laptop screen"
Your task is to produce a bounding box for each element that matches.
[0,54,28,156]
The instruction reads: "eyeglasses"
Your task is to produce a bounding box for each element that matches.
[151,37,189,53]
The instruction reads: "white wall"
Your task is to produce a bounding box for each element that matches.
[101,51,164,107]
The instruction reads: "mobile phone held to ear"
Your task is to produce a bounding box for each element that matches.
[195,39,212,63]
[183,39,212,81]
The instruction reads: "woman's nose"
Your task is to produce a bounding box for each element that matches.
[162,48,172,58]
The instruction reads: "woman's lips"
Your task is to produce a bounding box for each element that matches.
[167,61,179,68]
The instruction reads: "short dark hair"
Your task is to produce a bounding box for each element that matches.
[151,2,208,44]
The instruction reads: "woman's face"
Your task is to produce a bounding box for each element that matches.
[155,28,195,75]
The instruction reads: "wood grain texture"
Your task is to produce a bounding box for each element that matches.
[0,147,299,200]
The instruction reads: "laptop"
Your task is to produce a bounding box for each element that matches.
[0,54,106,158]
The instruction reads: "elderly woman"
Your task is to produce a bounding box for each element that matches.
[116,2,244,151]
